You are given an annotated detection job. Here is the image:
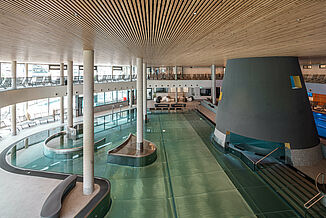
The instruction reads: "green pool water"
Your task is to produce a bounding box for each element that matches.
[9,111,298,218]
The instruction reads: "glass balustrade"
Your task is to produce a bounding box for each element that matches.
[0,74,136,90]
[0,73,224,91]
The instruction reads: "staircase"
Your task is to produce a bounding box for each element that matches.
[257,163,326,217]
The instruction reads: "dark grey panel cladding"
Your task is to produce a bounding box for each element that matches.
[215,57,319,149]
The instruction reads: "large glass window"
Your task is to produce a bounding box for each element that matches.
[30,64,49,77]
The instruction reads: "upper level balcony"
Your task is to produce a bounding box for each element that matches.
[0,73,225,91]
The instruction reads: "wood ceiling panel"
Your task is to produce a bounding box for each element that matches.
[0,0,325,66]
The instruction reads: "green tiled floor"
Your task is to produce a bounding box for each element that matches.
[185,112,299,218]
[11,111,299,217]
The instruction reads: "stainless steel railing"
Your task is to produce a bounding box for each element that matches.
[304,172,325,209]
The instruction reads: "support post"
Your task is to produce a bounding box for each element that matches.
[11,61,17,136]
[12,61,17,89]
[143,62,148,122]
[25,63,28,85]
[211,64,216,105]
[11,104,16,136]
[60,63,65,123]
[25,63,29,113]
[129,65,133,108]
[174,65,178,80]
[67,60,73,128]
[174,66,178,102]
[136,57,143,150]
[83,50,94,195]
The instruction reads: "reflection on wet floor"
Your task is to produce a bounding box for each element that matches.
[8,111,297,217]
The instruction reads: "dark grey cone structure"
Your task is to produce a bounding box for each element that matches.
[213,56,323,166]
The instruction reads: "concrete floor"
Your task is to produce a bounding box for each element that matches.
[61,183,100,217]
[0,169,62,218]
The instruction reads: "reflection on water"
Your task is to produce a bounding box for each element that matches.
[7,108,136,171]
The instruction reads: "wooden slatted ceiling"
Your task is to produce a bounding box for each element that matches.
[0,0,325,66]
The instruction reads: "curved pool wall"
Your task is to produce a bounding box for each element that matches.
[107,133,158,167]
[214,56,322,166]
[0,129,113,218]
[43,131,107,159]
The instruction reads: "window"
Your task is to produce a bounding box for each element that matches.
[303,65,312,69]
[290,76,302,89]
[319,64,326,69]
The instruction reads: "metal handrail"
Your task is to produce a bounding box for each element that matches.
[304,172,325,209]
[304,193,324,209]
[255,147,280,166]
[315,172,325,193]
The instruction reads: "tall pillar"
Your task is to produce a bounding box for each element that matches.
[60,63,65,123]
[12,61,17,89]
[83,50,94,195]
[25,63,28,80]
[67,60,73,128]
[143,62,148,122]
[111,66,114,81]
[174,66,178,102]
[129,65,133,108]
[11,104,16,136]
[174,65,178,80]
[0,62,2,127]
[136,57,143,150]
[25,63,29,111]
[11,61,17,136]
[211,64,216,105]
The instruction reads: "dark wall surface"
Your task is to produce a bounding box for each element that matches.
[215,57,319,149]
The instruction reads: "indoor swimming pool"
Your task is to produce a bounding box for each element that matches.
[6,111,298,217]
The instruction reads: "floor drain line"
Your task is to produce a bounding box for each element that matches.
[158,115,178,218]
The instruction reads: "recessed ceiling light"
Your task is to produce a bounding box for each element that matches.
[193,12,197,15]
[74,12,78,17]
[296,18,301,22]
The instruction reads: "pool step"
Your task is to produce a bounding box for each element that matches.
[257,163,326,217]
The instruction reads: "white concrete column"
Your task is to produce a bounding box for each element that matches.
[25,63,29,111]
[174,66,178,102]
[25,63,28,79]
[111,66,114,81]
[143,62,148,122]
[174,65,178,80]
[136,57,143,150]
[60,63,64,123]
[129,65,133,108]
[67,60,73,128]
[83,50,94,195]
[11,61,17,136]
[211,64,216,105]
[11,104,16,136]
[0,62,1,127]
[12,61,17,89]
